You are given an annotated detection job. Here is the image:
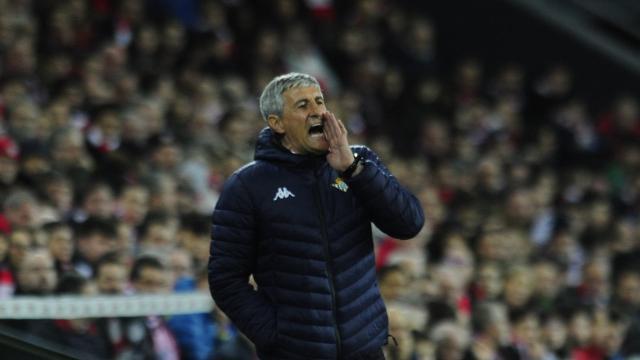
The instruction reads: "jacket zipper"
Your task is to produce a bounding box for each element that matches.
[313,179,342,359]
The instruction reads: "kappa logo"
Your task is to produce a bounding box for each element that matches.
[273,187,296,201]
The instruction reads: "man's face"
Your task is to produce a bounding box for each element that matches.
[119,187,149,225]
[192,234,210,263]
[84,187,114,218]
[78,233,114,263]
[17,250,57,294]
[45,180,73,212]
[273,86,328,155]
[48,227,74,262]
[0,235,7,261]
[380,269,408,301]
[134,266,169,294]
[0,156,18,184]
[142,223,173,246]
[8,230,31,267]
[169,251,193,280]
[96,263,127,294]
[6,200,38,228]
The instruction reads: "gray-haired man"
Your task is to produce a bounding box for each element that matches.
[208,73,424,359]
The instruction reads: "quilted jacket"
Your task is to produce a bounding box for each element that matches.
[208,128,424,359]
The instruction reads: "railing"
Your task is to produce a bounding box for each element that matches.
[0,292,213,319]
[0,292,214,358]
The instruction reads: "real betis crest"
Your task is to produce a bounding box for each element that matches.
[331,177,349,192]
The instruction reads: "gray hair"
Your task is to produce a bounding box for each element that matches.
[259,73,321,122]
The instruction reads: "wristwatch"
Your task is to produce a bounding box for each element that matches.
[340,153,363,179]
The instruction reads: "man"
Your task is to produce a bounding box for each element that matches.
[0,135,19,208]
[2,189,40,232]
[6,248,58,332]
[94,252,129,295]
[72,181,115,222]
[7,228,35,274]
[178,213,211,272]
[73,217,118,278]
[208,73,424,359]
[94,252,156,359]
[15,247,58,295]
[464,302,520,360]
[31,272,109,358]
[44,221,75,275]
[137,212,179,258]
[130,255,180,360]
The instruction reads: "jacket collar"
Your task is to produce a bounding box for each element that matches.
[254,127,326,170]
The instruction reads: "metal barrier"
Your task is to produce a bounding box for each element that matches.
[0,292,214,319]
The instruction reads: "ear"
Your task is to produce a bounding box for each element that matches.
[268,114,285,134]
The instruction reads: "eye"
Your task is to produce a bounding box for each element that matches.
[316,99,324,105]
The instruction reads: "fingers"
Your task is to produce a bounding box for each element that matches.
[323,112,337,143]
[323,112,345,145]
[337,118,347,135]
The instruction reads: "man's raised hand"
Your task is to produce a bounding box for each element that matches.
[322,111,354,172]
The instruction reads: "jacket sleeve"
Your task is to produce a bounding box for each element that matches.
[208,173,277,350]
[344,146,425,239]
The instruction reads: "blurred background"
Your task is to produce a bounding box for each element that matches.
[0,0,639,359]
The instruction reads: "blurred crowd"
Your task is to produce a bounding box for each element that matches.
[0,0,639,359]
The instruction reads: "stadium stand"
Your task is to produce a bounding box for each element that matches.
[0,0,638,359]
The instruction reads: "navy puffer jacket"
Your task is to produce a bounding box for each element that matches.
[208,128,424,359]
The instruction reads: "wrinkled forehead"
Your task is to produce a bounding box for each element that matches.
[282,85,324,103]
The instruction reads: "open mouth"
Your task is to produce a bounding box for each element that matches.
[308,123,324,135]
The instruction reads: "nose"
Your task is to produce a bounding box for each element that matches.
[308,102,323,117]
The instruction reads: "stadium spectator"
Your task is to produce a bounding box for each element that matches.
[137,211,178,258]
[73,217,118,278]
[72,181,116,222]
[32,272,110,358]
[44,221,75,276]
[465,302,518,360]
[2,189,41,231]
[0,231,13,298]
[14,247,57,296]
[167,247,193,286]
[115,183,149,229]
[6,227,36,274]
[94,252,129,296]
[38,172,74,221]
[94,252,156,359]
[167,253,253,360]
[0,135,19,204]
[177,213,211,272]
[131,255,180,360]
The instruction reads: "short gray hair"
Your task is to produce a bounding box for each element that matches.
[259,73,321,122]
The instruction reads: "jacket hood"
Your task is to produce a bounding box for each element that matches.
[254,127,325,168]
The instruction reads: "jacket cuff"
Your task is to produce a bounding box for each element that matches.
[344,160,379,189]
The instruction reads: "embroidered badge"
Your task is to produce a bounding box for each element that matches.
[331,177,349,192]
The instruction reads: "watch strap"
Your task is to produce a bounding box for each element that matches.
[340,153,362,179]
